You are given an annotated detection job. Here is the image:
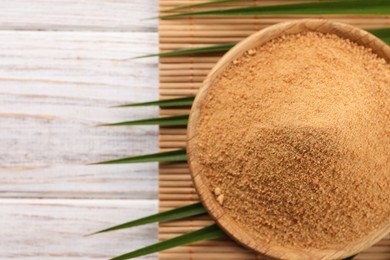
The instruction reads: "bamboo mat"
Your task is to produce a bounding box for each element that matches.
[158,1,390,259]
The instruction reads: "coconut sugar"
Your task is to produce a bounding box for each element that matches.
[194,32,390,249]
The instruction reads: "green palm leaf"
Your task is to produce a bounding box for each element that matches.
[370,28,390,44]
[133,43,236,59]
[91,149,187,165]
[111,224,226,260]
[91,202,206,235]
[115,96,195,107]
[159,0,390,19]
[99,115,189,126]
[162,0,241,12]
[98,1,379,259]
[134,28,388,59]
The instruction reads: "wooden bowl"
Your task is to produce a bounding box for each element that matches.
[187,19,390,260]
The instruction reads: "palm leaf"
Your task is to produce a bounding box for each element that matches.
[115,96,195,108]
[111,224,225,260]
[91,149,187,165]
[377,37,389,45]
[162,0,241,12]
[370,28,390,38]
[99,115,188,126]
[133,28,388,59]
[159,0,390,19]
[133,43,236,59]
[370,28,390,44]
[91,202,206,235]
[99,1,377,259]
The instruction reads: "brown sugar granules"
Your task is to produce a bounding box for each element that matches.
[194,32,390,249]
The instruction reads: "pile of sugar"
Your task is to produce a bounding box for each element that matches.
[194,32,390,249]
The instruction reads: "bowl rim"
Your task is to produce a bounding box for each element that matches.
[186,18,390,260]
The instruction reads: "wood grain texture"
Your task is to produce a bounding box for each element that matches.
[0,31,160,199]
[0,0,160,258]
[0,0,158,32]
[158,1,390,259]
[0,199,157,259]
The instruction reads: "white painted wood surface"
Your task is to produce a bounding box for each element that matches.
[0,31,159,199]
[0,1,159,259]
[0,1,158,32]
[0,199,157,259]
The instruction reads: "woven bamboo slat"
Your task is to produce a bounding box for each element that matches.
[158,1,390,259]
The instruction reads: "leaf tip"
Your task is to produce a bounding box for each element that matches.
[110,103,139,108]
[87,159,113,165]
[86,162,98,166]
[97,123,117,127]
[141,16,157,21]
[84,231,98,237]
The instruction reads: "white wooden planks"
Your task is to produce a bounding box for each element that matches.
[0,199,157,259]
[0,31,160,199]
[0,0,158,32]
[0,0,160,259]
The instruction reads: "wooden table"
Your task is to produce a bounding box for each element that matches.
[0,1,159,259]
